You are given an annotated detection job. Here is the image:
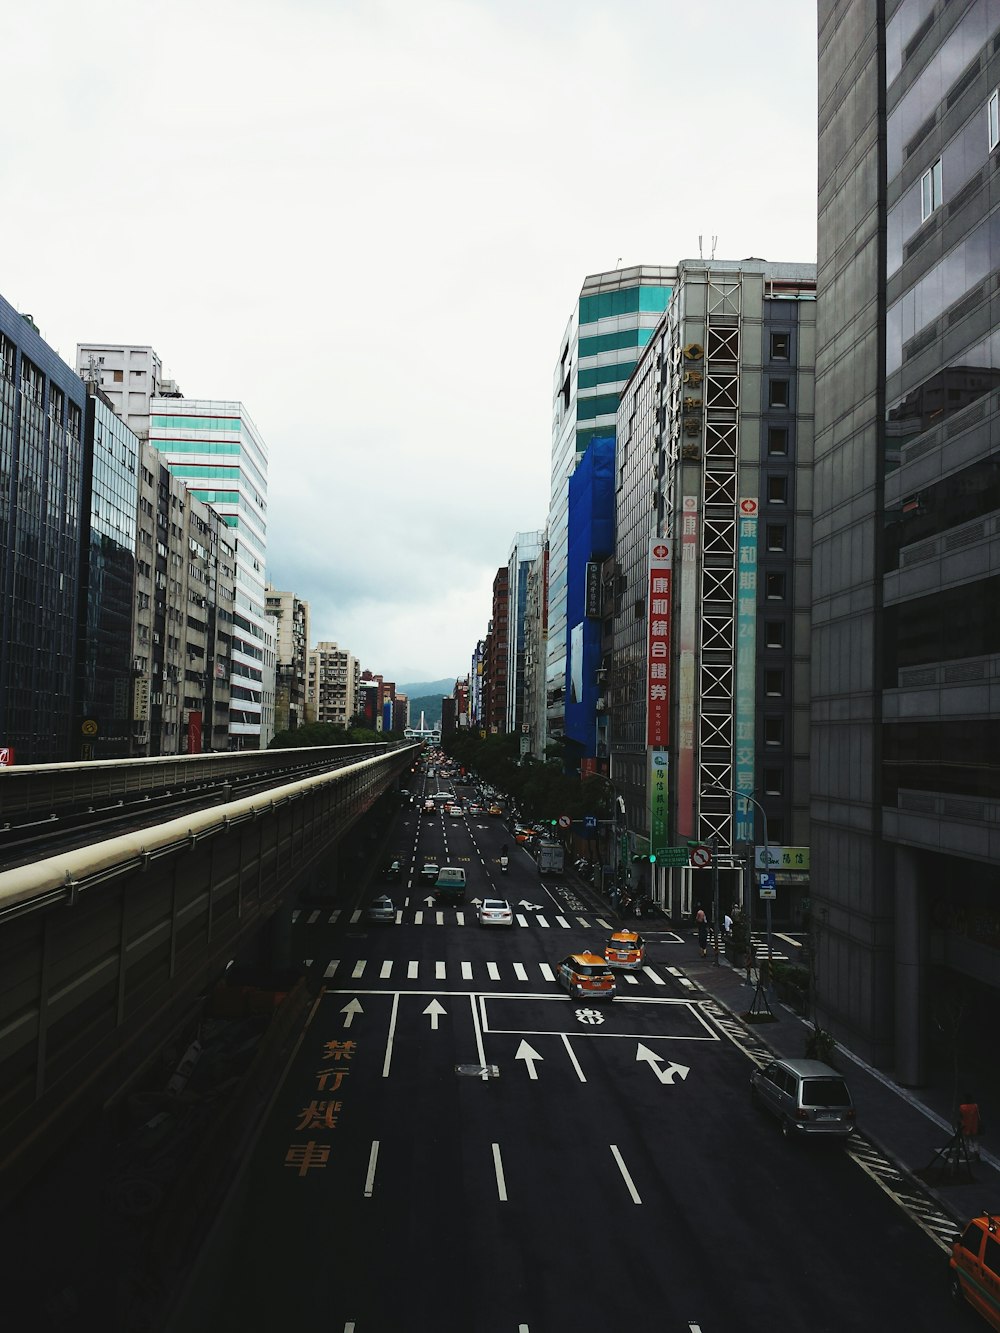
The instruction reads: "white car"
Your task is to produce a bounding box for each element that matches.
[448,803,464,817]
[478,897,513,927]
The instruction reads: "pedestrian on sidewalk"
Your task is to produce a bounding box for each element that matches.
[958,1093,983,1160]
[696,904,708,958]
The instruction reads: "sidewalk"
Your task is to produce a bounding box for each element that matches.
[672,925,999,1228]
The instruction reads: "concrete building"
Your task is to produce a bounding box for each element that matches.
[0,298,87,764]
[307,641,359,727]
[521,539,549,757]
[548,267,676,755]
[266,585,310,737]
[484,566,509,733]
[611,259,816,918]
[75,343,182,440]
[814,0,1000,1079]
[506,530,545,745]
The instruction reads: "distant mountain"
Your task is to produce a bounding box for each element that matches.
[407,694,444,727]
[398,677,455,698]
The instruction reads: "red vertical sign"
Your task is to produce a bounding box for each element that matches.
[646,537,672,747]
[187,711,203,754]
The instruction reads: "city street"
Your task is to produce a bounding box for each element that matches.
[177,787,956,1332]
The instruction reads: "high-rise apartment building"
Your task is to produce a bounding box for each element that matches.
[0,298,87,764]
[266,584,310,736]
[307,641,359,727]
[522,540,549,756]
[484,566,509,733]
[506,530,544,741]
[815,1,1000,1078]
[75,343,182,439]
[548,267,675,754]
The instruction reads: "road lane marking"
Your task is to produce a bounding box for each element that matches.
[435,961,446,979]
[351,960,366,978]
[610,1145,642,1203]
[327,910,340,924]
[536,915,549,928]
[561,1033,587,1082]
[307,910,320,924]
[539,963,555,981]
[642,966,665,985]
[556,915,570,928]
[456,911,465,925]
[576,916,590,927]
[324,960,340,978]
[380,960,393,978]
[516,914,529,927]
[487,962,500,980]
[492,1142,508,1201]
[408,961,418,979]
[364,1141,380,1197]
[470,993,487,1066]
[350,910,361,923]
[382,993,399,1078]
[596,918,612,928]
[436,911,444,925]
[414,911,424,924]
[461,961,473,979]
[513,963,528,981]
[623,974,640,985]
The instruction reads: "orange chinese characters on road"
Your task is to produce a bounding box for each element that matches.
[284,1038,358,1176]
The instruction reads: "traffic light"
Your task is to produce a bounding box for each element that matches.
[648,851,657,864]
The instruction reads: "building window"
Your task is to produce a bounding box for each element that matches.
[764,767,784,795]
[766,572,786,600]
[764,717,784,746]
[766,523,786,552]
[990,90,999,153]
[765,669,785,696]
[767,475,788,504]
[768,426,789,456]
[769,379,790,408]
[766,816,784,843]
[920,158,943,221]
[770,332,790,360]
[765,621,785,648]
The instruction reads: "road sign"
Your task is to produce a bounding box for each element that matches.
[759,871,777,899]
[0,746,14,767]
[689,844,712,869]
[583,815,597,831]
[557,814,572,829]
[755,845,810,870]
[653,846,692,866]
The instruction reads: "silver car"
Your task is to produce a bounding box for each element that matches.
[365,894,396,925]
[478,897,513,927]
[750,1057,856,1139]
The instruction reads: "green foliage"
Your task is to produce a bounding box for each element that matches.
[269,722,403,749]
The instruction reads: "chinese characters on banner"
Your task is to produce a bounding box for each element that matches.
[677,496,699,837]
[284,1036,356,1177]
[647,535,672,853]
[734,498,759,843]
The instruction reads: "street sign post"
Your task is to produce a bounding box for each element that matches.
[653,846,693,867]
[689,844,712,869]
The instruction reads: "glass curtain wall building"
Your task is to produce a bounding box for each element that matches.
[149,400,271,749]
[815,0,1000,1079]
[548,267,675,761]
[0,297,86,763]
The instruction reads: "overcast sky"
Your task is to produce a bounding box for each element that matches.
[6,0,817,686]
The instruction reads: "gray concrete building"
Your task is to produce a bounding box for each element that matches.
[815,0,1000,1080]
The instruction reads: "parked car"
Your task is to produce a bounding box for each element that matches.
[749,1057,856,1140]
[365,894,396,925]
[555,953,616,1001]
[950,1211,1000,1328]
[478,898,513,927]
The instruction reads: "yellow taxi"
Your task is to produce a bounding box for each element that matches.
[487,804,503,817]
[604,930,645,971]
[555,953,616,1000]
[950,1212,1000,1328]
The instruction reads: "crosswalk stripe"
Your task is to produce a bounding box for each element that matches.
[292,909,300,923]
[352,961,366,978]
[435,961,446,979]
[328,910,340,924]
[307,910,320,924]
[461,962,473,979]
[513,963,528,981]
[623,974,640,986]
[556,915,570,929]
[324,960,339,978]
[350,910,361,923]
[576,916,589,927]
[642,966,665,986]
[456,912,465,926]
[487,962,500,980]
[539,963,555,981]
[407,961,418,979]
[516,914,529,928]
[537,915,549,928]
[414,911,424,924]
[596,918,612,929]
[380,960,392,978]
[435,911,444,926]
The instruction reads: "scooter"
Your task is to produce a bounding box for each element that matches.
[499,855,509,874]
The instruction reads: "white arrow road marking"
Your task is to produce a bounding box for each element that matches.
[341,998,364,1028]
[518,900,544,910]
[610,1144,642,1203]
[635,1044,690,1085]
[471,897,483,906]
[363,1141,379,1198]
[492,1142,508,1201]
[424,895,435,906]
[423,998,447,1030]
[515,1039,543,1079]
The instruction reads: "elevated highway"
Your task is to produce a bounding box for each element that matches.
[0,744,420,1197]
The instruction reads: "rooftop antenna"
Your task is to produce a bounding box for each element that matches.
[616,257,622,268]
[710,234,718,260]
[698,234,703,259]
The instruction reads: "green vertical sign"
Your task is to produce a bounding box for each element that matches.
[649,749,669,857]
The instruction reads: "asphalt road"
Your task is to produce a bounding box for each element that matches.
[181,778,956,1332]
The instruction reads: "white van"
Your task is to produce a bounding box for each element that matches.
[434,867,467,903]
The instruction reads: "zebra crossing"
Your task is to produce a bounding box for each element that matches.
[318,956,674,989]
[292,907,622,931]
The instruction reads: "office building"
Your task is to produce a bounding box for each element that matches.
[815,0,1000,1077]
[0,298,87,764]
[506,530,545,743]
[548,267,675,755]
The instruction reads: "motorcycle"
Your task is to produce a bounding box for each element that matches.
[499,855,509,874]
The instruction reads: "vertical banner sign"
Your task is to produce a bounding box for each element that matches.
[187,710,203,754]
[734,498,759,842]
[646,537,672,747]
[649,749,669,858]
[677,496,698,837]
[585,562,601,617]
